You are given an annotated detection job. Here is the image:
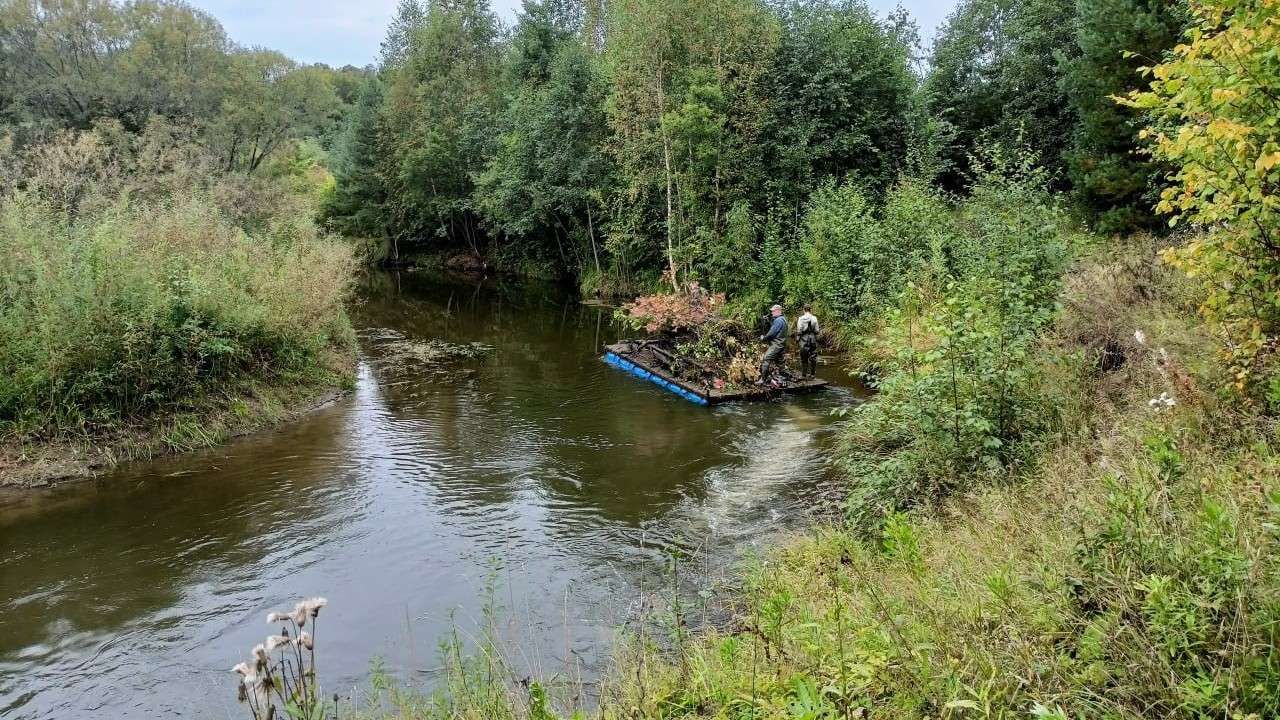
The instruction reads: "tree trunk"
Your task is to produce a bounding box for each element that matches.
[587,202,602,289]
[658,78,678,293]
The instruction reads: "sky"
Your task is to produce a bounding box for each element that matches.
[191,0,959,68]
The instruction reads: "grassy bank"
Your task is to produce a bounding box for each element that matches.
[331,238,1279,720]
[602,243,1280,719]
[0,125,358,485]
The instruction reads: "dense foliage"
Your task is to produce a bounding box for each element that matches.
[0,2,361,445]
[1125,0,1280,407]
[322,0,1193,298]
[1062,0,1186,233]
[0,124,356,441]
[0,0,366,168]
[924,0,1078,190]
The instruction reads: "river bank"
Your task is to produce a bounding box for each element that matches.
[0,271,863,719]
[0,349,356,489]
[336,248,1280,720]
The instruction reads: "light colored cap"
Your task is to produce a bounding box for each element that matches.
[770,304,783,311]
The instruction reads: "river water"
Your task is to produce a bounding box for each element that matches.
[0,271,862,719]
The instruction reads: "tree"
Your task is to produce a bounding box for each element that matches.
[1124,0,1280,404]
[382,0,502,256]
[0,0,231,130]
[209,51,341,174]
[925,0,1079,191]
[326,75,388,239]
[605,0,780,290]
[760,0,920,210]
[380,0,424,68]
[477,1,613,280]
[1063,0,1185,233]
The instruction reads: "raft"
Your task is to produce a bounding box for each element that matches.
[602,341,828,406]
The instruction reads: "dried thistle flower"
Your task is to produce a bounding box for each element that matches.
[266,611,293,624]
[296,631,313,650]
[301,597,327,618]
[232,662,253,677]
[264,634,291,652]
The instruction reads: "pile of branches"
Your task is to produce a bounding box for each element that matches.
[618,283,766,390]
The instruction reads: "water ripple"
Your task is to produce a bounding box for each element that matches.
[0,273,863,719]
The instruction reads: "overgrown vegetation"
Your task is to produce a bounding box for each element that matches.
[0,124,356,447]
[0,2,360,464]
[301,1,1280,719]
[328,0,1190,291]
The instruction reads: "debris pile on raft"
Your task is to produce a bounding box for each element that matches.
[616,283,798,393]
[360,328,493,379]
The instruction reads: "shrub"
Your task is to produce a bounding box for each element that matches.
[0,191,355,439]
[619,282,725,335]
[840,171,1074,523]
[1123,0,1280,406]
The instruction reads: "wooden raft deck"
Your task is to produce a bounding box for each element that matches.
[602,342,828,405]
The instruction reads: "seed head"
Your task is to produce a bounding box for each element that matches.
[296,631,313,650]
[265,634,292,652]
[301,597,328,618]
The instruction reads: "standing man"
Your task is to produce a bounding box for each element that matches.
[757,304,788,384]
[796,304,819,378]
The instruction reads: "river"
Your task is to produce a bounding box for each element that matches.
[0,271,863,719]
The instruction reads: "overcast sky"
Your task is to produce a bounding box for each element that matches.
[191,0,958,68]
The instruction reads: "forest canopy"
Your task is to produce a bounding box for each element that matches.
[325,0,1189,297]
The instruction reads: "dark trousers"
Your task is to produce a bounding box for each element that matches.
[799,340,817,377]
[760,339,785,377]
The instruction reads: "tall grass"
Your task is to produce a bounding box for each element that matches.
[325,236,1280,720]
[0,126,356,441]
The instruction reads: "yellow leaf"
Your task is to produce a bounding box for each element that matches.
[1257,152,1280,172]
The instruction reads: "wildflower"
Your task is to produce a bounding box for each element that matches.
[232,662,254,677]
[296,631,313,650]
[300,597,327,618]
[266,611,293,624]
[264,634,292,652]
[1134,329,1147,345]
[242,675,272,712]
[251,643,269,666]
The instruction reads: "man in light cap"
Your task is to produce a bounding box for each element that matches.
[757,304,788,384]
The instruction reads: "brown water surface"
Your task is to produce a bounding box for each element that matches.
[0,271,863,719]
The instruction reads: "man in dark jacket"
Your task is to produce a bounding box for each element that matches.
[757,304,788,383]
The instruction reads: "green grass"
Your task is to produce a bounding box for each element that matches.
[0,191,357,444]
[335,240,1280,720]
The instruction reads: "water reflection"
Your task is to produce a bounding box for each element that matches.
[0,270,862,719]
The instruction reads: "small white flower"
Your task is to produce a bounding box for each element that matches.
[1134,329,1147,345]
[1149,391,1176,409]
[300,597,327,618]
[264,634,291,652]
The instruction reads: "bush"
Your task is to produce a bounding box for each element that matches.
[840,171,1074,523]
[0,151,355,440]
[780,180,956,340]
[1123,0,1280,406]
